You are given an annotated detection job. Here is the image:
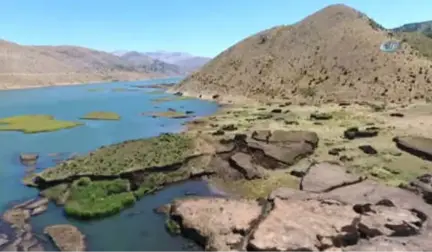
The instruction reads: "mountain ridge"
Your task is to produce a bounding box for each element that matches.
[0,40,170,89]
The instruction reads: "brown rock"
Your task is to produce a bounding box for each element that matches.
[248,198,359,251]
[153,204,171,215]
[229,152,266,179]
[170,197,262,251]
[393,136,432,161]
[19,153,39,166]
[2,209,30,227]
[301,162,363,192]
[26,198,49,210]
[44,225,85,251]
[246,139,314,168]
[31,205,48,216]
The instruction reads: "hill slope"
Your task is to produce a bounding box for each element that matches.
[172,4,432,104]
[393,21,432,38]
[0,41,164,89]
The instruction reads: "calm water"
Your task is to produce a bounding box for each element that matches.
[0,78,221,250]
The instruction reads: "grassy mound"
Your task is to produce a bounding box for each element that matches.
[80,111,121,120]
[0,115,82,133]
[64,178,136,219]
[38,133,194,181]
[142,111,188,118]
[151,96,194,104]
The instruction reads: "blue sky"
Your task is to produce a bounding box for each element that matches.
[0,0,431,57]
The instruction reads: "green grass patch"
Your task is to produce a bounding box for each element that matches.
[80,111,121,121]
[40,183,70,205]
[151,96,194,104]
[165,218,181,235]
[111,88,139,92]
[211,171,299,199]
[87,88,104,92]
[0,115,82,133]
[142,111,188,118]
[64,178,136,219]
[38,133,194,181]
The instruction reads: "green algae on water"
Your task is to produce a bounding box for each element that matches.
[151,96,194,104]
[64,178,136,219]
[0,115,83,133]
[80,111,121,121]
[38,133,194,181]
[142,111,189,119]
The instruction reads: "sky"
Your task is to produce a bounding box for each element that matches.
[0,0,431,57]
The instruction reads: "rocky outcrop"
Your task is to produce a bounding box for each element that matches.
[300,162,364,192]
[0,198,50,251]
[393,136,432,161]
[19,153,39,166]
[170,197,262,251]
[168,160,432,251]
[44,225,86,251]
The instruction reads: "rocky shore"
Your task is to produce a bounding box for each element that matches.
[1,99,432,251]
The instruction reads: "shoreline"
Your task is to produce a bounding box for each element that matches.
[0,75,185,92]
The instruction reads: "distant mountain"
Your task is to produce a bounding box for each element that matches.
[119,51,181,76]
[0,40,171,89]
[392,21,432,37]
[113,50,211,74]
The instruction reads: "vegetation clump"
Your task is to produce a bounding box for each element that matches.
[40,183,70,205]
[0,115,82,133]
[38,133,194,181]
[142,111,189,119]
[64,178,136,219]
[151,96,194,104]
[165,218,181,235]
[80,111,121,120]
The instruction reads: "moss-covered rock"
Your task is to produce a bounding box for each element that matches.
[64,178,136,219]
[40,183,70,205]
[0,115,83,133]
[80,111,121,120]
[36,133,197,182]
[165,218,181,235]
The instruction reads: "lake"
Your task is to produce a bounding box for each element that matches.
[0,78,221,250]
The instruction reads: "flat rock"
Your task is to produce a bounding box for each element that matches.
[31,205,48,216]
[249,198,426,251]
[170,197,262,251]
[252,130,319,147]
[408,174,432,204]
[246,139,314,168]
[301,162,363,193]
[26,198,49,210]
[2,209,30,227]
[344,236,430,251]
[44,225,85,251]
[393,136,432,161]
[289,158,313,177]
[229,152,265,179]
[323,180,432,230]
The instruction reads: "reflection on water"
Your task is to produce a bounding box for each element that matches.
[0,78,220,250]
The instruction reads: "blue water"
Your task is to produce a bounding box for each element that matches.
[0,78,220,250]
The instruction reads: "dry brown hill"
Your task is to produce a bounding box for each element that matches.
[172,4,432,104]
[0,40,164,89]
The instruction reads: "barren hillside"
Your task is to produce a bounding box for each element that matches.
[172,4,432,104]
[0,40,163,89]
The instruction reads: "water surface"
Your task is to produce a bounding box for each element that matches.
[0,78,220,250]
